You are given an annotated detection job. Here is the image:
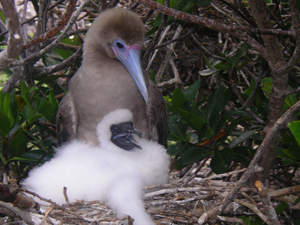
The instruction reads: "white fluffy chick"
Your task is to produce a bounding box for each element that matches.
[23,109,170,225]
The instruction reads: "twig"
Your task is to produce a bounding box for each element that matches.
[154,29,192,50]
[138,0,270,60]
[283,86,300,97]
[195,168,247,182]
[278,0,300,74]
[213,215,245,224]
[146,25,171,71]
[156,24,183,82]
[63,187,70,204]
[41,204,54,224]
[146,194,213,206]
[36,46,82,77]
[145,186,232,198]
[0,0,22,70]
[268,185,300,198]
[234,198,269,223]
[11,0,91,67]
[0,201,34,225]
[191,34,225,61]
[142,5,168,65]
[255,181,280,225]
[229,70,266,124]
[157,57,182,87]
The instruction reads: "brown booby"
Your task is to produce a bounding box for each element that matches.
[56,7,168,147]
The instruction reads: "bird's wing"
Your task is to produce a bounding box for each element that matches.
[146,81,168,147]
[56,92,78,145]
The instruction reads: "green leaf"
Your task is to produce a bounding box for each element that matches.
[261,77,272,99]
[21,105,33,121]
[217,109,249,136]
[11,132,28,157]
[177,108,205,131]
[210,148,233,174]
[223,87,233,109]
[171,88,185,111]
[19,82,32,111]
[179,148,212,165]
[194,0,210,6]
[38,101,58,124]
[0,154,7,165]
[0,111,11,138]
[214,62,228,70]
[30,113,43,123]
[184,80,201,101]
[237,43,249,59]
[3,93,15,127]
[0,11,5,23]
[48,90,58,107]
[198,68,218,76]
[293,196,300,206]
[55,36,80,59]
[232,146,253,165]
[282,145,300,160]
[275,202,289,215]
[240,216,264,225]
[0,91,4,111]
[173,0,194,12]
[149,70,156,81]
[205,86,225,133]
[227,56,238,69]
[168,114,186,141]
[167,142,187,155]
[288,121,300,147]
[9,91,18,124]
[36,75,69,86]
[228,130,256,148]
[9,149,53,163]
[285,93,297,108]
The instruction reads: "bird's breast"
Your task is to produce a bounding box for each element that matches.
[69,60,147,145]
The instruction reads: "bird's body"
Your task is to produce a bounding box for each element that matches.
[57,8,167,146]
[24,109,170,225]
[69,58,147,144]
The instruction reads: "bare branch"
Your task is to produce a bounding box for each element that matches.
[138,0,298,60]
[278,0,300,73]
[217,98,300,214]
[0,0,22,70]
[36,46,82,77]
[22,0,78,50]
[255,181,281,225]
[11,0,91,67]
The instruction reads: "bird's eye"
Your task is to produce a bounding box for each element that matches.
[116,42,124,49]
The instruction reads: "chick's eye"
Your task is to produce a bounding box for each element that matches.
[116,42,124,49]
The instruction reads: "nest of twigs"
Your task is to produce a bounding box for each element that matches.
[1,164,300,225]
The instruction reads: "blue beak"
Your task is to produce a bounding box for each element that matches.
[112,40,148,103]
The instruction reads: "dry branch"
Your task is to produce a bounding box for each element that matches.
[12,0,91,67]
[255,181,280,225]
[0,0,22,70]
[22,0,78,50]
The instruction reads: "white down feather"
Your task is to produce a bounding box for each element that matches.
[23,109,170,225]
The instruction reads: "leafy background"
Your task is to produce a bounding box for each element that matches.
[0,0,300,223]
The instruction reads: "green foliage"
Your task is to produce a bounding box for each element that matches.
[261,77,297,110]
[239,216,264,225]
[0,82,58,180]
[167,80,256,173]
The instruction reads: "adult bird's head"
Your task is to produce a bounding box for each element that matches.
[83,8,148,103]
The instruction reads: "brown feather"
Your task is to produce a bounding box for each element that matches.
[56,92,78,144]
[56,8,168,147]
